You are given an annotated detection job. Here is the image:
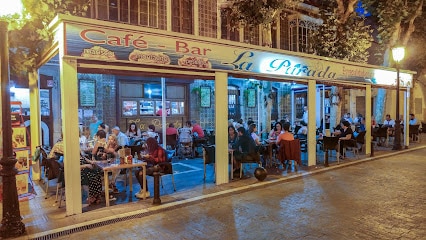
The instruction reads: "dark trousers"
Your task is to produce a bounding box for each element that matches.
[135,166,155,190]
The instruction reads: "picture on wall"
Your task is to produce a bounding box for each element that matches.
[247,88,256,107]
[79,79,96,107]
[200,86,211,108]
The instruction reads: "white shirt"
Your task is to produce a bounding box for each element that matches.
[383,119,395,127]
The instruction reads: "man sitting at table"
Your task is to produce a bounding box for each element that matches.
[383,114,395,128]
[276,122,294,144]
[233,127,259,176]
[338,121,354,159]
[112,126,129,147]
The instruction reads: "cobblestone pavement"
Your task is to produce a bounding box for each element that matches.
[55,149,425,240]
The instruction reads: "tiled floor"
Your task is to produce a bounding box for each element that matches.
[2,140,424,239]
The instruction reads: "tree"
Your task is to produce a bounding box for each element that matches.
[222,0,302,47]
[362,0,424,123]
[8,0,90,80]
[310,0,372,128]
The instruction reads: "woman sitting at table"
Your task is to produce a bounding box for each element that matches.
[126,123,141,145]
[106,134,121,194]
[269,122,284,140]
[337,121,354,159]
[80,154,103,205]
[248,123,261,146]
[276,122,295,144]
[92,130,109,160]
[134,137,166,199]
[228,125,238,148]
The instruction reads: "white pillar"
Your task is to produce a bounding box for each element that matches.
[307,80,316,166]
[215,72,229,185]
[365,85,371,155]
[404,87,410,148]
[60,56,82,215]
[29,70,42,180]
[161,77,166,146]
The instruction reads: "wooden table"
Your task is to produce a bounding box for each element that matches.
[95,159,147,207]
[264,139,277,168]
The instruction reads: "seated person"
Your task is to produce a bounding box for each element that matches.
[383,114,395,128]
[409,113,418,125]
[106,134,120,194]
[179,121,193,145]
[354,118,366,138]
[297,121,308,136]
[143,124,158,141]
[191,120,205,138]
[337,121,355,159]
[233,127,260,175]
[269,122,284,140]
[92,130,109,160]
[276,122,295,145]
[134,137,166,199]
[112,126,129,147]
[248,123,261,146]
[80,153,104,205]
[126,123,142,145]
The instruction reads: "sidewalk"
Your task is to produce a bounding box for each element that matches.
[7,140,426,240]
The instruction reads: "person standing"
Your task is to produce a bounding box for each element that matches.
[89,115,102,139]
[302,106,308,124]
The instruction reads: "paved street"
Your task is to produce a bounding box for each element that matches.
[57,149,426,240]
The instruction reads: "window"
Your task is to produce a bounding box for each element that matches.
[140,0,159,27]
[288,16,317,53]
[228,86,241,121]
[172,0,193,34]
[94,0,158,28]
[120,81,186,117]
[220,9,239,41]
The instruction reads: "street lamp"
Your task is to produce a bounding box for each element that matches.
[392,46,405,151]
[0,1,26,238]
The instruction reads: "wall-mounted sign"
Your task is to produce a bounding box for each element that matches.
[79,79,96,107]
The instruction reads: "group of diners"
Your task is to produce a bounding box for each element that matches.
[47,115,209,205]
[228,120,296,176]
[48,127,169,206]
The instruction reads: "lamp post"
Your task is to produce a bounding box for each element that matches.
[392,46,405,151]
[0,2,26,238]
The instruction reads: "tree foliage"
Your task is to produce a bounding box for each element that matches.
[8,0,90,78]
[311,0,372,63]
[362,0,424,66]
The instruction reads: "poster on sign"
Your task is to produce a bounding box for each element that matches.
[15,150,29,171]
[16,173,29,195]
[12,127,27,148]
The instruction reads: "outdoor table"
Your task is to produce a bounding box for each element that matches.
[319,136,340,167]
[95,159,147,207]
[263,139,277,167]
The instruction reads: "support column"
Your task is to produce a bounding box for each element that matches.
[404,87,410,148]
[29,70,42,180]
[193,0,199,36]
[365,85,371,155]
[60,57,82,215]
[215,72,229,185]
[166,0,172,31]
[307,80,316,166]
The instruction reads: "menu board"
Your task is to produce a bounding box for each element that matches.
[79,79,96,106]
